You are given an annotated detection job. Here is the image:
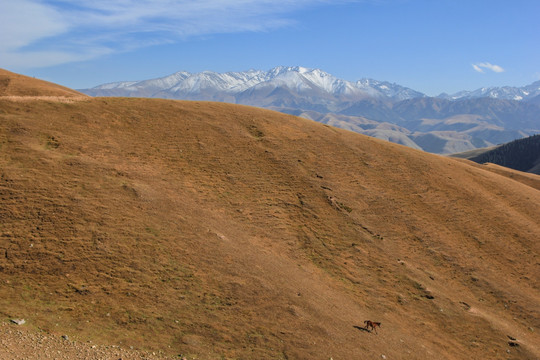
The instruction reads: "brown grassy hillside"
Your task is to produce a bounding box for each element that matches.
[0,72,539,359]
[0,68,85,98]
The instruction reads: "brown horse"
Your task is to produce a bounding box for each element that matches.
[364,320,381,333]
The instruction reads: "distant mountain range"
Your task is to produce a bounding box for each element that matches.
[80,66,540,154]
[82,66,426,103]
[439,82,540,102]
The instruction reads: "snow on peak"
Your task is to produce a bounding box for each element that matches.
[95,81,139,90]
[444,81,540,101]
[89,66,427,100]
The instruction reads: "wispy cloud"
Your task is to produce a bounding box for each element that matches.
[472,62,505,74]
[0,0,362,69]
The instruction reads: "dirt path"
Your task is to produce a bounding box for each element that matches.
[0,96,89,103]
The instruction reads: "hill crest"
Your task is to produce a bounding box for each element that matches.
[0,69,86,99]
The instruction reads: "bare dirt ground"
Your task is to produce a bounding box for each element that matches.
[0,321,174,359]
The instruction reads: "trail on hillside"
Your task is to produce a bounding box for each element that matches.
[0,96,89,103]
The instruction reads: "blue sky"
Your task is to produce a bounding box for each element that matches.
[1,0,539,95]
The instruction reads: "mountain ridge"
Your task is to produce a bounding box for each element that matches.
[84,66,426,102]
[83,66,540,103]
[79,67,540,154]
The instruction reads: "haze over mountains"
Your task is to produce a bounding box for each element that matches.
[81,66,540,154]
[2,69,540,359]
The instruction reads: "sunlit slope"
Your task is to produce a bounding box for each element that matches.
[0,68,86,98]
[0,89,539,358]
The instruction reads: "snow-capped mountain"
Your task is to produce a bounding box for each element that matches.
[439,80,540,102]
[84,66,426,102]
[355,78,425,101]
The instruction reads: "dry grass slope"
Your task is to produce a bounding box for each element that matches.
[0,72,539,359]
[0,69,86,98]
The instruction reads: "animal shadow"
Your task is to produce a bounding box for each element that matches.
[353,325,371,333]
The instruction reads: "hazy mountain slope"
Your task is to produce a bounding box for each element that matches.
[393,97,539,132]
[528,93,540,106]
[273,108,423,150]
[1,73,539,359]
[391,98,537,153]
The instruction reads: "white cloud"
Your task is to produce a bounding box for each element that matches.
[472,64,484,73]
[0,0,68,51]
[472,62,505,74]
[0,48,113,69]
[0,0,363,69]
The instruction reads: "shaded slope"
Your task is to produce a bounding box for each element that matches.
[467,134,540,174]
[0,93,539,359]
